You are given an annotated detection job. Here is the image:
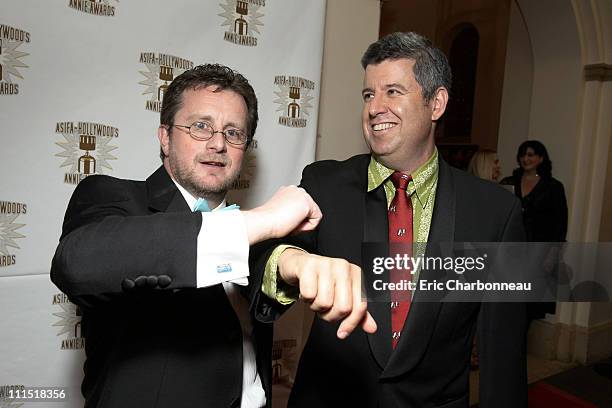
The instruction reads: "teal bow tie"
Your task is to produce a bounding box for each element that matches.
[193,198,240,212]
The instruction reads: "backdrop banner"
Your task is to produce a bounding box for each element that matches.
[1,0,325,404]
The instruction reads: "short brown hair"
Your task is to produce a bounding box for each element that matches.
[159,64,258,159]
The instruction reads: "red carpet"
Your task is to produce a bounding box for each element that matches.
[528,382,598,408]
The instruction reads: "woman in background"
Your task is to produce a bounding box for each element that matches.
[501,140,568,242]
[467,149,501,181]
[501,140,568,324]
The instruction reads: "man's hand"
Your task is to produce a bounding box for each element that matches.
[278,248,377,339]
[243,186,322,244]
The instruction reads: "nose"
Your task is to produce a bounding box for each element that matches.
[368,93,387,118]
[204,131,227,152]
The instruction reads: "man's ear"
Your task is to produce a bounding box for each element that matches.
[158,125,170,158]
[430,87,449,121]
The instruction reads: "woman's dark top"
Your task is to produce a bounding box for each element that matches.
[500,175,568,242]
[500,175,568,319]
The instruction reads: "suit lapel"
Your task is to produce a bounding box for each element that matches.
[363,183,393,370]
[146,166,191,214]
[381,157,456,379]
[145,166,241,339]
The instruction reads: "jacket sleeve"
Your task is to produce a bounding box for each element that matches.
[50,175,202,308]
[248,163,321,323]
[478,198,528,408]
[551,180,568,242]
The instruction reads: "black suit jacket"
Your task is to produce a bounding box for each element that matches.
[51,166,273,408]
[500,175,567,318]
[252,154,527,408]
[500,175,568,242]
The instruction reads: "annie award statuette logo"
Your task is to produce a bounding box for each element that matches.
[274,75,316,128]
[235,1,249,35]
[158,66,173,103]
[78,135,96,175]
[288,87,301,119]
[231,139,257,191]
[0,24,31,95]
[52,293,85,350]
[0,201,26,269]
[271,339,297,385]
[54,121,119,185]
[219,0,265,47]
[139,52,194,113]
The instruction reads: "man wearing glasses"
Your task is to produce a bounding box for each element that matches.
[51,64,370,408]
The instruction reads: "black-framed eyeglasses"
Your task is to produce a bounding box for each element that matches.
[173,121,247,146]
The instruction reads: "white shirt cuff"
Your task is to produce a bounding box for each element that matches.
[196,211,249,287]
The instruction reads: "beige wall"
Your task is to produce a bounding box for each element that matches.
[379,0,437,40]
[600,118,612,242]
[517,0,582,193]
[520,0,612,362]
[497,0,533,178]
[315,0,379,161]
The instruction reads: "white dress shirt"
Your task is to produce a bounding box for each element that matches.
[173,181,266,408]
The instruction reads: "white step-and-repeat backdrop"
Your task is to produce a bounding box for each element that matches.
[0,1,325,406]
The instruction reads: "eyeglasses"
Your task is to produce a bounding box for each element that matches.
[173,121,247,146]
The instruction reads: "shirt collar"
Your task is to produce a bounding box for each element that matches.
[367,148,439,210]
[171,178,227,211]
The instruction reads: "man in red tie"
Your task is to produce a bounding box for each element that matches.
[251,32,527,408]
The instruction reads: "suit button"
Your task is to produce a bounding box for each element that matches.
[134,276,148,288]
[121,278,135,291]
[158,275,172,288]
[146,275,158,287]
[259,304,271,316]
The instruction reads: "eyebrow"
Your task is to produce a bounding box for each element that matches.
[186,114,245,129]
[361,83,409,95]
[386,83,409,92]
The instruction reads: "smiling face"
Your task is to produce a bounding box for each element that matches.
[519,147,543,174]
[361,58,447,172]
[158,86,246,203]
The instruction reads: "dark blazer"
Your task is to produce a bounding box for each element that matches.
[500,175,567,318]
[500,175,568,242]
[252,154,527,408]
[51,166,273,408]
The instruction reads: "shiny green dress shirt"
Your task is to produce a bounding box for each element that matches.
[263,149,439,304]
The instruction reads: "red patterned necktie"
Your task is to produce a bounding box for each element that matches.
[389,171,413,349]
